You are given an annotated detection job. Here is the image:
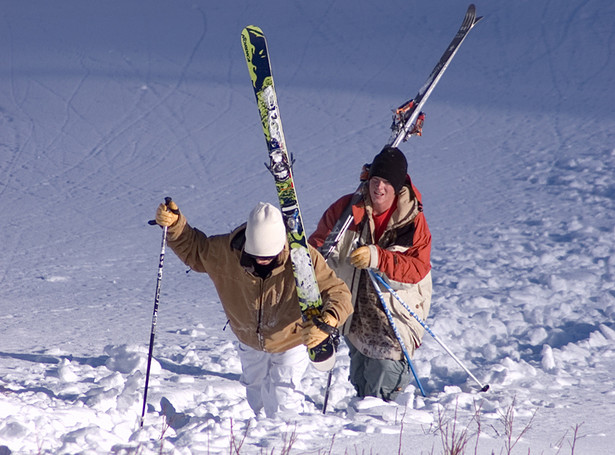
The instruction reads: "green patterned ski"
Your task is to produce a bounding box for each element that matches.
[241,25,338,370]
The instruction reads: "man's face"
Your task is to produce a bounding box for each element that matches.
[369,176,396,214]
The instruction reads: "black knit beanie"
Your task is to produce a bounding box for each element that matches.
[368,146,408,193]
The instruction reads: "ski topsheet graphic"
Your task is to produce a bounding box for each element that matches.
[241,25,338,371]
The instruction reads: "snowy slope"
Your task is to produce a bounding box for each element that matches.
[1,0,614,453]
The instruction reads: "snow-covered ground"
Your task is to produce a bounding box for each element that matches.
[1,0,614,453]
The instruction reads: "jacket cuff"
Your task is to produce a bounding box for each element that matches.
[368,244,379,269]
[167,212,187,241]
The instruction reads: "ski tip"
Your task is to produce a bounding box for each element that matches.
[467,4,484,26]
[242,25,264,37]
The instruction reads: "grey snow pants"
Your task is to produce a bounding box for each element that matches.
[346,339,411,402]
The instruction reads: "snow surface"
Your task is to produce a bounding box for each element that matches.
[1,0,614,453]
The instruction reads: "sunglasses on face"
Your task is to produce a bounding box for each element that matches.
[247,253,278,262]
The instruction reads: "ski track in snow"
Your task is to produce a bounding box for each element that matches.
[1,0,615,453]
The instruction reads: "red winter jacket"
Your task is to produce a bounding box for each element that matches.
[309,179,431,284]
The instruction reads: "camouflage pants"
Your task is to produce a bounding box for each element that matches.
[346,338,411,402]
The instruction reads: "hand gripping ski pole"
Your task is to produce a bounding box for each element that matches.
[141,197,177,427]
[370,271,489,392]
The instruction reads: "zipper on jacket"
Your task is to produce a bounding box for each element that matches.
[256,278,266,351]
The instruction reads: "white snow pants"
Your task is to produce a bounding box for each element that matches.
[237,342,309,418]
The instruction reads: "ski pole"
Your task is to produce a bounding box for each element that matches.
[368,270,426,397]
[320,210,355,414]
[140,197,175,428]
[322,368,333,414]
[370,271,489,392]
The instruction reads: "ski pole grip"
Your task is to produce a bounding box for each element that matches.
[148,196,178,225]
[164,197,180,214]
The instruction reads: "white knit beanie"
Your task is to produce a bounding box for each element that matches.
[244,202,287,257]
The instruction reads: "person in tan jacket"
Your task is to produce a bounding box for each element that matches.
[155,200,352,417]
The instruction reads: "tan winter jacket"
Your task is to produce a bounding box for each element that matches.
[166,212,353,354]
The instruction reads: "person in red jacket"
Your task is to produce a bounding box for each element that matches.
[309,146,432,401]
